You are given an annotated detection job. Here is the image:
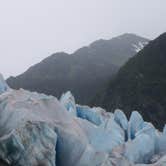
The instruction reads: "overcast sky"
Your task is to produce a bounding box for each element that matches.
[0,0,166,78]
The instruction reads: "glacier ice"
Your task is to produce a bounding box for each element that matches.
[0,74,9,94]
[114,109,128,141]
[0,76,165,166]
[0,122,57,166]
[128,111,144,140]
[156,131,166,155]
[76,105,102,125]
[60,91,77,116]
[124,123,156,164]
[114,109,128,131]
[163,125,166,134]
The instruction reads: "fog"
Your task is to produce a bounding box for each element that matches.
[0,0,166,78]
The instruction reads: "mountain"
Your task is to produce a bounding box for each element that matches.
[7,33,149,104]
[92,33,166,129]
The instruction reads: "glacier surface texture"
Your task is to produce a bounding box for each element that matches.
[0,75,165,166]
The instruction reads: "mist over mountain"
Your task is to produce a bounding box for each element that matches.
[7,33,149,104]
[92,33,166,129]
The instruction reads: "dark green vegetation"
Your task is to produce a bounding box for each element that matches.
[7,34,148,104]
[0,159,9,166]
[92,33,166,130]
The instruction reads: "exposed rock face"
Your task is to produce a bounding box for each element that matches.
[0,76,165,166]
[7,34,149,105]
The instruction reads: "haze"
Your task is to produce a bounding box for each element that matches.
[0,0,166,78]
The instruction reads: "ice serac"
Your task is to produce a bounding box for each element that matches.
[156,130,166,155]
[60,92,166,165]
[76,105,102,126]
[114,109,128,131]
[60,91,77,116]
[0,78,165,166]
[114,109,128,141]
[128,111,144,140]
[124,123,156,164]
[163,125,166,135]
[0,74,9,94]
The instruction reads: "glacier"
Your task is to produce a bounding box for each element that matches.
[0,74,9,94]
[0,75,165,166]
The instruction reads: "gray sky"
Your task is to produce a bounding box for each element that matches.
[0,0,166,78]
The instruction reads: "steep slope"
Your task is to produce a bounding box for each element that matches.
[7,34,149,104]
[92,33,166,129]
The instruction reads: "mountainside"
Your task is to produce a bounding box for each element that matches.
[7,33,149,104]
[92,33,166,129]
